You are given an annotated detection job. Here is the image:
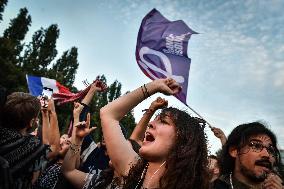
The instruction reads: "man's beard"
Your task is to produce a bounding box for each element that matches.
[239,159,269,183]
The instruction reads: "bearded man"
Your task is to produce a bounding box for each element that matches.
[213,122,284,189]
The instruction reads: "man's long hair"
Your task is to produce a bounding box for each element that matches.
[123,107,209,189]
[219,122,282,176]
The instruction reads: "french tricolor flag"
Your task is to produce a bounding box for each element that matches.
[26,75,71,97]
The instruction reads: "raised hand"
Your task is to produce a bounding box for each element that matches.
[211,127,227,146]
[73,102,84,122]
[149,97,168,111]
[153,78,182,96]
[40,96,48,110]
[73,113,96,139]
[211,127,224,139]
[263,173,283,189]
[47,98,56,113]
[90,79,107,92]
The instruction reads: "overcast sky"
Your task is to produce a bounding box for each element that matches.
[1,0,283,153]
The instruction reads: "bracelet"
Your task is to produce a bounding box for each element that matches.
[141,86,147,99]
[69,143,81,155]
[143,84,150,98]
[142,108,154,115]
[79,102,89,108]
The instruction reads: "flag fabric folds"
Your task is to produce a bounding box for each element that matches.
[136,8,197,105]
[26,75,107,105]
[52,88,89,105]
[26,75,71,98]
[53,77,107,105]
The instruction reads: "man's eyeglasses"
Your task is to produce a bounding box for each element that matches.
[248,141,276,156]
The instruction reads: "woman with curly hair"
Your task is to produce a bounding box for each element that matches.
[100,78,209,189]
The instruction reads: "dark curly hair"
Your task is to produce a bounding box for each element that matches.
[122,107,209,189]
[219,121,282,176]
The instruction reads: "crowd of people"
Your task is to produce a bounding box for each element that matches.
[0,78,283,189]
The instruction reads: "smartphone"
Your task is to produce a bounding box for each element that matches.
[42,87,53,99]
[40,95,48,109]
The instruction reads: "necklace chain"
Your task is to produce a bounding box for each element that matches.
[144,161,166,188]
[134,163,149,189]
[229,173,234,189]
[134,161,166,189]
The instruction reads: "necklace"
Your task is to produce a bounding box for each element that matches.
[134,161,166,189]
[229,173,262,189]
[144,161,166,188]
[134,163,149,189]
[229,173,234,189]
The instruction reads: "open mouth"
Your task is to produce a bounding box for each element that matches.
[255,161,272,170]
[145,132,155,142]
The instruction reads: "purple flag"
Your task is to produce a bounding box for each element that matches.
[136,9,197,105]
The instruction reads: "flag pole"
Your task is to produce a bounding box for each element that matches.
[186,104,213,129]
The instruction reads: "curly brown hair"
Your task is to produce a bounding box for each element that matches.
[123,107,209,189]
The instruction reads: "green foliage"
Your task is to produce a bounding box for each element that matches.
[4,8,31,43]
[0,3,136,140]
[0,0,8,22]
[89,75,136,141]
[0,6,76,129]
[0,7,31,94]
[22,24,59,76]
[49,47,79,88]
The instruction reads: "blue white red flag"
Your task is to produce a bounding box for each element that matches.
[26,75,71,97]
[26,75,107,105]
[136,9,197,105]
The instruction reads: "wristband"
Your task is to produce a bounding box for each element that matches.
[69,143,81,155]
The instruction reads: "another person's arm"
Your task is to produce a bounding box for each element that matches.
[62,103,96,189]
[76,80,105,167]
[100,78,181,176]
[67,79,105,135]
[47,98,61,159]
[211,127,227,146]
[41,107,49,145]
[129,97,168,146]
[81,80,105,106]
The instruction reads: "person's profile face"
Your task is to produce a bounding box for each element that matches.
[60,134,71,148]
[235,134,276,182]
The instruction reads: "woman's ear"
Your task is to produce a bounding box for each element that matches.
[229,146,238,158]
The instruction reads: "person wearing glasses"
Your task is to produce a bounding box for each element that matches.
[213,122,284,189]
